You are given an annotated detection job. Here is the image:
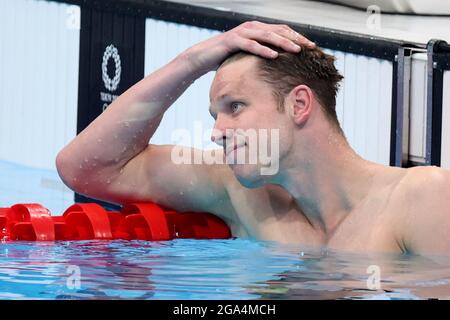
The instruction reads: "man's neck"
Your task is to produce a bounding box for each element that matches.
[275,136,381,237]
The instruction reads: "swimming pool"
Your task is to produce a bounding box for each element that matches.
[1,238,450,300]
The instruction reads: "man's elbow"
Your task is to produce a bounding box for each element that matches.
[55,149,83,192]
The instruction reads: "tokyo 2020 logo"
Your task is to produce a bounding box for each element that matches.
[102,44,121,92]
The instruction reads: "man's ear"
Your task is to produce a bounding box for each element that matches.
[288,85,313,126]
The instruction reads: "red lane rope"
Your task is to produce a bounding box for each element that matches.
[0,202,231,241]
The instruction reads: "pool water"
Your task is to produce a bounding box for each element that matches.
[1,238,450,300]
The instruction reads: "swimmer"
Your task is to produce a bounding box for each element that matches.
[56,21,450,255]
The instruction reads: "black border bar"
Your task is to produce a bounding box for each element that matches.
[1,300,448,316]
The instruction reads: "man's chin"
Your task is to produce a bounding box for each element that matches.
[230,164,266,189]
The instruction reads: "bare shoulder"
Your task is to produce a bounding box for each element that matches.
[401,166,450,199]
[394,166,450,254]
[391,166,450,216]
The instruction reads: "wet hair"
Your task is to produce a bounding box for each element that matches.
[218,45,344,135]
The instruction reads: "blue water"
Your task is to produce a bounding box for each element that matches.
[2,238,450,300]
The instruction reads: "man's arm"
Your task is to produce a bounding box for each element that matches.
[56,52,230,215]
[400,166,450,255]
[56,21,314,220]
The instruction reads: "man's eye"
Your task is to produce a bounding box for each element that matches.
[230,102,244,113]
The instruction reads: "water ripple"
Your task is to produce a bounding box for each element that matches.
[1,239,450,299]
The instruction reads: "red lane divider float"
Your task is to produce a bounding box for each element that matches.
[0,202,231,241]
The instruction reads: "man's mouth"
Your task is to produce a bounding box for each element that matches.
[225,143,246,157]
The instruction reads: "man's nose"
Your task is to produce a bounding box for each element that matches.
[211,117,233,146]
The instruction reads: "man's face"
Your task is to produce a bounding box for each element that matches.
[209,57,293,188]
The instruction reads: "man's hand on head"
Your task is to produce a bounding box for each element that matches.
[183,20,315,75]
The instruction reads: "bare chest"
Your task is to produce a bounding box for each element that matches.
[227,186,403,253]
[325,205,402,253]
